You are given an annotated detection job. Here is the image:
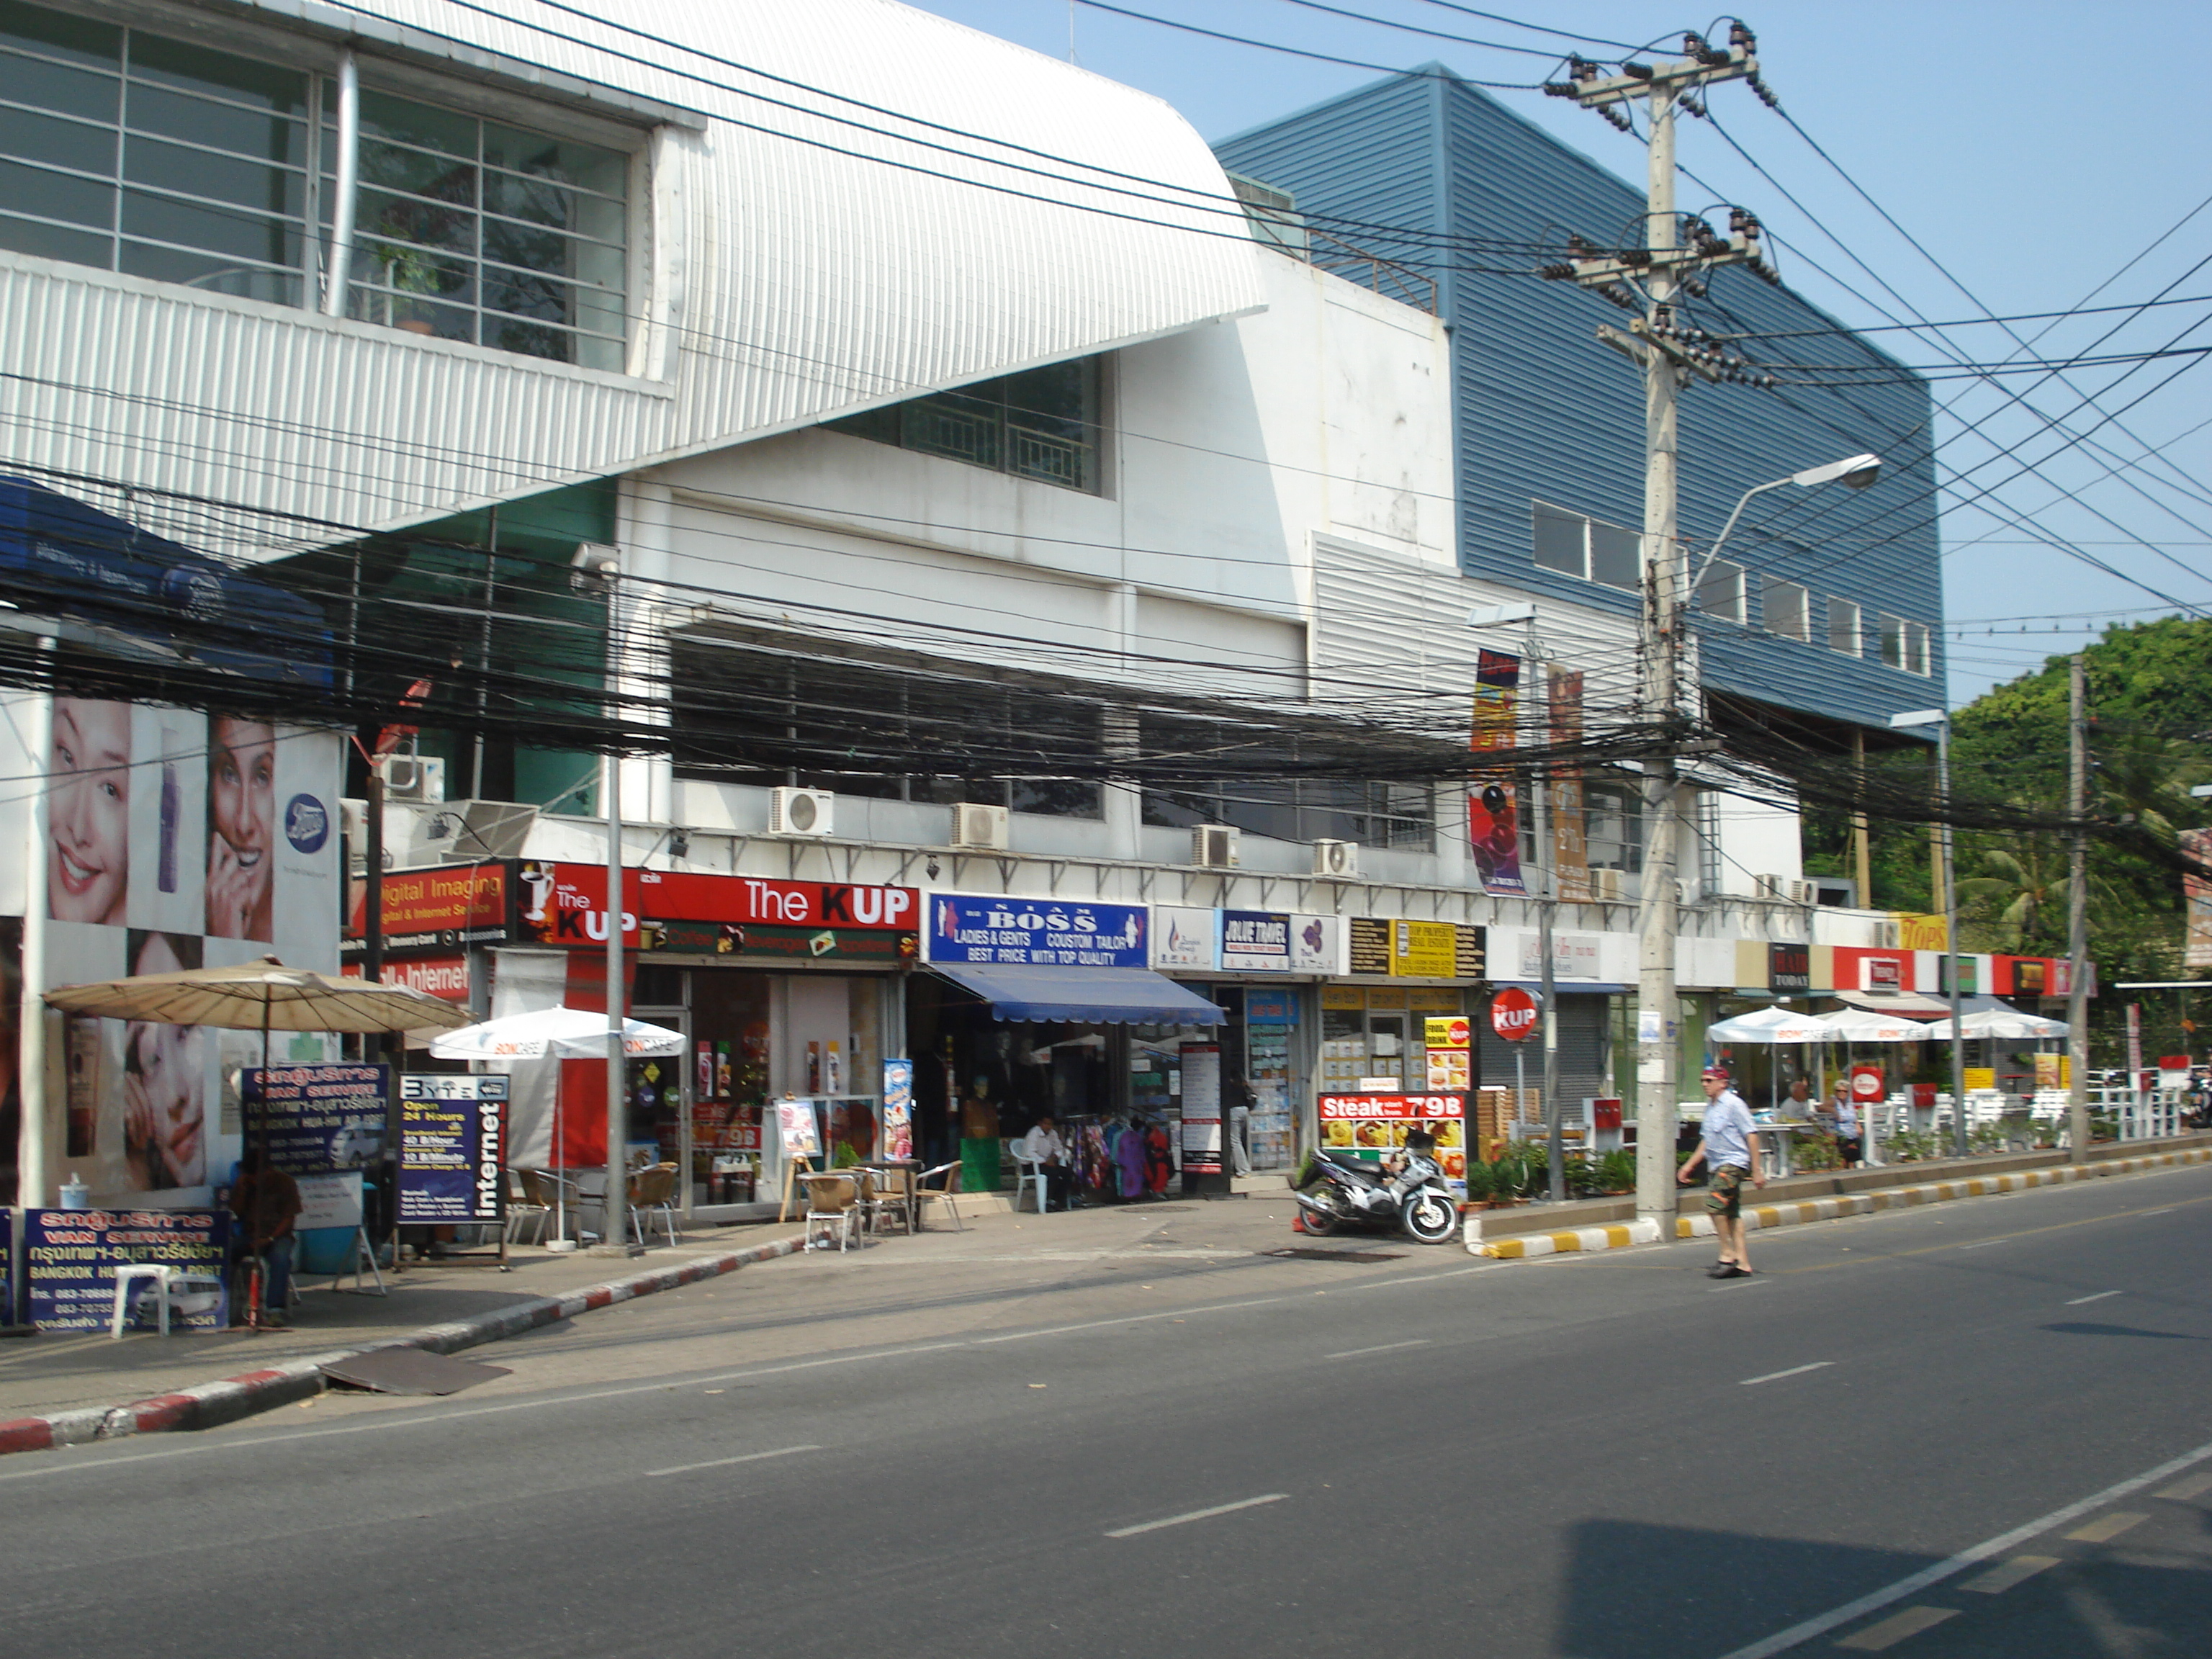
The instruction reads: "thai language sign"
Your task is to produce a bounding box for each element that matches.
[242,1064,390,1175]
[397,1075,508,1224]
[22,1208,230,1332]
[927,896,1147,967]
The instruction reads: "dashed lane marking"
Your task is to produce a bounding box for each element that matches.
[647,1444,821,1478]
[2064,1511,2148,1544]
[2065,1290,2123,1305]
[1742,1362,1834,1387]
[1959,1555,2060,1594]
[1833,1606,1959,1650]
[1105,1493,1287,1538]
[1326,1339,1432,1360]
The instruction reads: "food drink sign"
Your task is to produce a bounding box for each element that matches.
[397,1074,508,1224]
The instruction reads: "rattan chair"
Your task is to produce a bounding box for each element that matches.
[506,1169,553,1246]
[626,1162,683,1248]
[914,1160,964,1232]
[859,1164,917,1236]
[800,1172,864,1252]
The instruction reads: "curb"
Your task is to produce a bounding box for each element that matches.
[1469,1146,2212,1259]
[0,1232,808,1458]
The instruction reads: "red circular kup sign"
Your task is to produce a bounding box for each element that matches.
[1491,988,1539,1043]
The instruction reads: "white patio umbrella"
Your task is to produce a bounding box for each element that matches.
[1708,1005,1835,1043]
[1817,1007,1933,1043]
[1921,1008,2069,1040]
[426,1007,685,1248]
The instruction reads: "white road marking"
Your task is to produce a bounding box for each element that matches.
[1326,1339,1431,1360]
[972,1295,1288,1344]
[1713,1434,2212,1659]
[1957,1239,2008,1251]
[1105,1493,1287,1538]
[647,1444,820,1478]
[2066,1290,2123,1305]
[1740,1361,1834,1387]
[1707,1276,1774,1292]
[2137,1208,2174,1218]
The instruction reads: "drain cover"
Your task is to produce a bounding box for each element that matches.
[1264,1246,1404,1262]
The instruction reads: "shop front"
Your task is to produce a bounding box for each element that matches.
[916,895,1228,1198]
[1318,918,1485,1179]
[505,863,919,1215]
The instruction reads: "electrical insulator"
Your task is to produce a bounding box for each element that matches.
[1729,22,1756,51]
[1542,81,1578,99]
[1622,62,1654,81]
[1601,106,1633,132]
[1568,55,1598,82]
[1539,263,1575,280]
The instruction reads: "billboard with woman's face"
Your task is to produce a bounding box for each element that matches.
[19,698,341,1207]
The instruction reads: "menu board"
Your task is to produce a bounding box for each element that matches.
[1179,1044,1223,1172]
[1317,1092,1468,1190]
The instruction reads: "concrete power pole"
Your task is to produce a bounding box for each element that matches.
[2066,654,2090,1164]
[1545,30,1766,1226]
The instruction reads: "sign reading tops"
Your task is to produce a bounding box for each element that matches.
[928,896,1146,968]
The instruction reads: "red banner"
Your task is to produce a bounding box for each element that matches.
[517,862,919,948]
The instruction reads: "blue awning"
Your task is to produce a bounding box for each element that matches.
[930,962,1226,1025]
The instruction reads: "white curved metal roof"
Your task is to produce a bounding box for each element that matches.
[0,0,1264,541]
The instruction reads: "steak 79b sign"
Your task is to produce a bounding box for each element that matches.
[517,863,917,948]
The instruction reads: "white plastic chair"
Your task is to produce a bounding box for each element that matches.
[1011,1153,1051,1215]
[109,1264,225,1337]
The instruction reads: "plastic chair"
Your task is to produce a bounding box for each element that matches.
[1011,1153,1051,1215]
[915,1161,964,1231]
[626,1163,683,1249]
[800,1173,863,1252]
[110,1264,224,1337]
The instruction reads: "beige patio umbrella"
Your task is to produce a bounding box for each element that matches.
[45,956,468,1047]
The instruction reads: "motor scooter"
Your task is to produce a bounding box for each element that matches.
[1292,1140,1460,1245]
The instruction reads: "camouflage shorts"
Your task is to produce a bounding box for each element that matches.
[1705,1164,1750,1218]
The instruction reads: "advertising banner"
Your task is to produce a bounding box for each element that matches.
[242,1064,390,1175]
[1289,914,1345,975]
[385,956,472,1000]
[1770,943,1812,993]
[1179,1044,1223,1173]
[1517,931,1603,981]
[520,864,918,949]
[1468,649,1527,896]
[637,918,917,965]
[1220,910,1291,972]
[927,896,1146,967]
[1895,912,1949,952]
[1316,1093,1468,1186]
[1391,920,1457,978]
[882,1059,914,1161]
[344,861,512,956]
[397,1075,508,1225]
[1150,907,1216,971]
[1548,667,1591,902]
[22,1208,230,1332]
[2185,829,2212,969]
[1424,1016,1472,1090]
[776,1099,822,1158]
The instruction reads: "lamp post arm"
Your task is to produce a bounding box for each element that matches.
[1687,476,1790,608]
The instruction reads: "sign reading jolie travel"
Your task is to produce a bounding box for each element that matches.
[397,1074,508,1224]
[518,864,919,948]
[927,896,1146,967]
[1220,911,1291,971]
[21,1208,230,1333]
[1491,988,1539,1041]
[242,1064,390,1175]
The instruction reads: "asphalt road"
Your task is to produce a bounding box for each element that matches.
[4,1164,2208,1659]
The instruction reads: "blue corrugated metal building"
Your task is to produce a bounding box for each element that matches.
[1216,65,1943,738]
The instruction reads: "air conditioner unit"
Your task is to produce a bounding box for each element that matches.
[1313,838,1358,878]
[769,786,835,837]
[377,754,445,804]
[1786,879,1816,905]
[1192,824,1241,868]
[1591,868,1625,902]
[1753,872,1786,900]
[1872,920,1902,949]
[949,801,1010,850]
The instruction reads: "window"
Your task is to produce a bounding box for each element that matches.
[346,90,629,370]
[1529,502,1639,591]
[0,0,631,368]
[1879,614,1932,675]
[1695,557,1745,623]
[1763,576,1809,642]
[1138,714,1433,849]
[1827,596,1862,656]
[828,358,1103,493]
[1228,173,1308,256]
[1583,780,1643,874]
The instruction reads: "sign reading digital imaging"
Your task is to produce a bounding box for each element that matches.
[22,1208,230,1333]
[397,1074,508,1225]
[1221,911,1291,972]
[927,896,1146,967]
[242,1064,390,1175]
[344,860,513,956]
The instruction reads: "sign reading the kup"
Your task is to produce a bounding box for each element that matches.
[1490,988,1540,1042]
[397,1075,508,1225]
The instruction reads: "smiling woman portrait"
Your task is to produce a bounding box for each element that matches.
[207,716,276,942]
[48,697,132,927]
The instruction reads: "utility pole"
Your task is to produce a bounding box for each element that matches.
[1546,29,1766,1226]
[2066,654,2090,1164]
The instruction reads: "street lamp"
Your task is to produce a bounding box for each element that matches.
[1889,705,1967,1159]
[1688,454,1881,601]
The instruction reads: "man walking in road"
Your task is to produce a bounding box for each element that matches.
[1678,1066,1764,1278]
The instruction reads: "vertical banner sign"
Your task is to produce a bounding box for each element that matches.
[397,1075,508,1224]
[1468,649,1526,895]
[2182,828,2212,969]
[1547,667,1590,901]
[2126,1004,2144,1084]
[1179,1044,1223,1173]
[882,1059,914,1161]
[22,1208,230,1331]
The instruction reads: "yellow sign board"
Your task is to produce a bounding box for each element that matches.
[1963,1067,1996,1092]
[2034,1053,2069,1089]
[1390,920,1456,978]
[1894,912,1950,951]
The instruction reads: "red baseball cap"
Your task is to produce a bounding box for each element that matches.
[1700,1066,1730,1082]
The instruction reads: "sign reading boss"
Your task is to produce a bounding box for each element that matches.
[1490,987,1540,1043]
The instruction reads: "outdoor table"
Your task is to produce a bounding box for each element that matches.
[1750,1118,1825,1179]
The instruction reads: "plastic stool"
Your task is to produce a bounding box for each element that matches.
[109,1264,224,1336]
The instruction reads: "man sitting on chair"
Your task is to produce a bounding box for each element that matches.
[1013,1116,1073,1212]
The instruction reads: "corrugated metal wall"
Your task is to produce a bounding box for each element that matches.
[1218,69,1946,734]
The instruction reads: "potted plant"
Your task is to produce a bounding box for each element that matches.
[373,240,446,336]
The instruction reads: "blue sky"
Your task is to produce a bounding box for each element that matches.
[909,1,2212,705]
